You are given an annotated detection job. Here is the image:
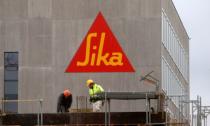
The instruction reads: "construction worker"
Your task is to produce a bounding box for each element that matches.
[86,79,104,112]
[57,89,72,113]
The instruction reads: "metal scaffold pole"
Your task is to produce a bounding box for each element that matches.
[197,96,202,126]
[0,99,43,126]
[40,99,43,126]
[146,93,148,125]
[192,102,194,126]
[201,106,210,126]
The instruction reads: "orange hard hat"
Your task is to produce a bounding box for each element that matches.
[86,79,94,87]
[63,89,71,97]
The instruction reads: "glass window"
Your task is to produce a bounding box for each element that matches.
[4,81,18,94]
[4,94,18,113]
[162,14,164,42]
[164,17,166,44]
[161,10,189,116]
[5,53,18,67]
[5,71,18,81]
[162,11,188,82]
[4,52,18,113]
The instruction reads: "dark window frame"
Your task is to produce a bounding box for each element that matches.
[4,52,18,113]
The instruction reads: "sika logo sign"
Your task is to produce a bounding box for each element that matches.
[65,12,135,72]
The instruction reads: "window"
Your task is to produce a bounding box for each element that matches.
[162,56,188,117]
[161,10,189,81]
[4,52,18,113]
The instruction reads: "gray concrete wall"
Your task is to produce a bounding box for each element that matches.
[0,51,3,111]
[0,0,162,113]
[0,20,3,110]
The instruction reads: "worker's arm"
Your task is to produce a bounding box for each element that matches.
[57,94,63,112]
[98,85,104,92]
[66,95,72,110]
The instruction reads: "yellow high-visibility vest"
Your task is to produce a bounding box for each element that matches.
[89,83,104,97]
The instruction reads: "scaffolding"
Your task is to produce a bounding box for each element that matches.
[0,99,43,126]
[97,91,162,126]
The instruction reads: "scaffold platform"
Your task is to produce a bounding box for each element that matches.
[0,112,166,126]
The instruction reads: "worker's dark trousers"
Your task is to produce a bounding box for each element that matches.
[58,106,68,113]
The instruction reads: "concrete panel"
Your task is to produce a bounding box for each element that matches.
[26,18,52,67]
[0,51,3,67]
[141,0,161,18]
[1,20,27,68]
[131,19,160,67]
[52,0,99,20]
[0,69,3,104]
[52,19,92,68]
[107,17,161,77]
[28,0,52,18]
[42,69,56,112]
[100,0,128,18]
[0,21,4,106]
[0,1,3,19]
[3,21,27,52]
[100,0,161,19]
[19,67,54,113]
[0,21,5,67]
[0,0,27,20]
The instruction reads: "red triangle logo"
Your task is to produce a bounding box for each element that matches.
[65,12,135,72]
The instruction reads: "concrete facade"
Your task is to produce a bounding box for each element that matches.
[0,0,189,122]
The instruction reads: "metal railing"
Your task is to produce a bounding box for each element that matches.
[76,96,88,112]
[0,99,43,126]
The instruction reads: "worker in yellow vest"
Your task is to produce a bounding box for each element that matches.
[86,79,104,112]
